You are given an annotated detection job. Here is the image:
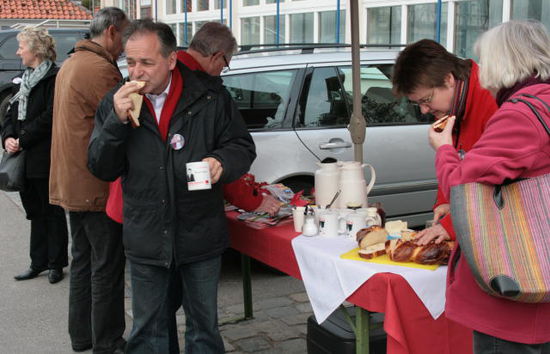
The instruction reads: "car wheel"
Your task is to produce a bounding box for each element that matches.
[281,177,314,196]
[0,91,12,127]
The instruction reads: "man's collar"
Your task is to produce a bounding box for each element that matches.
[146,73,172,100]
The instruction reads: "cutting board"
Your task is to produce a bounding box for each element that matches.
[340,247,439,271]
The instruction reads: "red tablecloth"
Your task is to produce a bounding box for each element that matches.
[227,211,473,354]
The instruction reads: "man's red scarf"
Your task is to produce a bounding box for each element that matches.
[143,67,183,141]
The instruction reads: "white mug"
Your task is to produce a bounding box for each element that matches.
[186,161,212,191]
[318,211,345,238]
[345,212,367,239]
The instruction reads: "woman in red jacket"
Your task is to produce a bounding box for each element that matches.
[392,39,498,244]
[430,20,550,353]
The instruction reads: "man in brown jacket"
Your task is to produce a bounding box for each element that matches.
[49,7,128,354]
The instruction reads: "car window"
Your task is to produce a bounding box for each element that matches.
[298,67,350,128]
[0,36,19,59]
[51,32,86,61]
[223,69,297,130]
[339,65,427,125]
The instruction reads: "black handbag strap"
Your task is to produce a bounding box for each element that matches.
[507,95,550,137]
[519,93,550,112]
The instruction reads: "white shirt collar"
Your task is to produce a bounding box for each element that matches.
[145,75,172,123]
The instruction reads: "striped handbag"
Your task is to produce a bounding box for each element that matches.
[450,95,550,303]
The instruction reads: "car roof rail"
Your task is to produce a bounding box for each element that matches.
[10,19,91,30]
[237,43,407,55]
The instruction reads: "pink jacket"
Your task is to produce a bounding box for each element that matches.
[435,84,550,343]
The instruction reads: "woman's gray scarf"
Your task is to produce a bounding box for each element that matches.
[10,60,52,121]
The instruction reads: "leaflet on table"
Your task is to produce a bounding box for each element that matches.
[236,206,293,229]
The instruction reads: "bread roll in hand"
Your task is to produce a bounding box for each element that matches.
[128,80,146,127]
[432,115,451,133]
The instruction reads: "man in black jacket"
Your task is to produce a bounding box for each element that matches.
[88,19,255,353]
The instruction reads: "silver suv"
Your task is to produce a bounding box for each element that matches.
[222,46,436,227]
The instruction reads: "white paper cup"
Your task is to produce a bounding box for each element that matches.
[292,207,306,232]
[186,161,212,191]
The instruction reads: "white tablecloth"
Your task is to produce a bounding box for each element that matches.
[291,235,447,323]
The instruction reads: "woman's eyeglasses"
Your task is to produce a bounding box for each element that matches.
[409,89,435,106]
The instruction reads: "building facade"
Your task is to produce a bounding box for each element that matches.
[117,0,548,57]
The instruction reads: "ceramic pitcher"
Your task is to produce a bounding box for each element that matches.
[314,161,340,208]
[338,161,376,209]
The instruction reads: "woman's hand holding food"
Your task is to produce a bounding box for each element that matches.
[429,115,455,150]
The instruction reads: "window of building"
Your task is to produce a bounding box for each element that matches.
[195,21,209,34]
[241,17,261,45]
[197,0,209,11]
[180,0,192,12]
[319,10,345,43]
[214,0,228,9]
[455,0,502,59]
[179,22,193,45]
[140,6,152,18]
[169,24,177,39]
[223,70,298,130]
[367,6,401,44]
[243,0,260,6]
[407,3,447,44]
[266,0,285,4]
[264,15,285,44]
[166,0,177,14]
[290,13,313,43]
[511,0,550,29]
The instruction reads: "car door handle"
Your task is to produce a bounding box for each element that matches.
[319,142,352,150]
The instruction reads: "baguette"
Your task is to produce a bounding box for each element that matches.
[128,81,146,127]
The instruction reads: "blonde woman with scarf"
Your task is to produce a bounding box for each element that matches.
[1,27,68,284]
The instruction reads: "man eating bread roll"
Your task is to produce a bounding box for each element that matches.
[88,19,255,353]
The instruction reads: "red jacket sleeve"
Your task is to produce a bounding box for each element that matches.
[432,187,456,240]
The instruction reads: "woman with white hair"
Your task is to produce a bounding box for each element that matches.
[1,27,68,284]
[429,20,550,353]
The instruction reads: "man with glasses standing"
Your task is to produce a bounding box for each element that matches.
[176,22,232,76]
[176,22,282,217]
[391,39,497,246]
